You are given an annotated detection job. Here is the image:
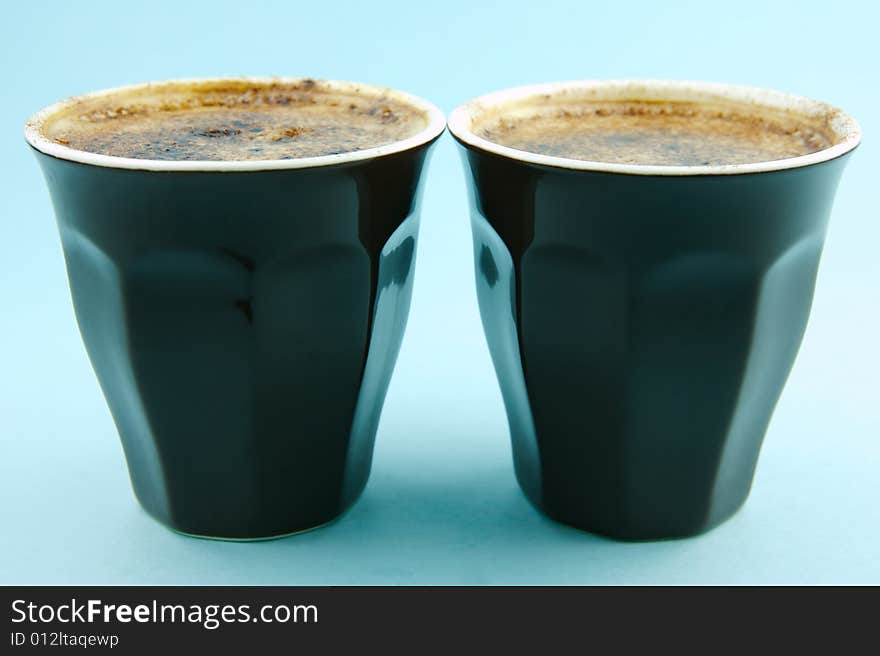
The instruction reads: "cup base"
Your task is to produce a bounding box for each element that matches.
[523,489,749,541]
[168,516,340,542]
[136,496,357,543]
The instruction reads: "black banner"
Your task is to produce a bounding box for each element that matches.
[1,586,875,652]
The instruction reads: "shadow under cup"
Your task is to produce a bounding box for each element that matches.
[26,78,445,540]
[449,80,861,540]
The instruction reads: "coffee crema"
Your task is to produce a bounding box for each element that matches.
[40,79,429,161]
[474,99,838,166]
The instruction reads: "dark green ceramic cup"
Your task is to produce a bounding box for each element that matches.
[25,78,445,540]
[449,80,861,540]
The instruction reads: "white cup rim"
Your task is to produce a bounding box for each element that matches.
[447,79,862,176]
[24,76,447,172]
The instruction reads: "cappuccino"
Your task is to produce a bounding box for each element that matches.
[474,98,837,166]
[40,79,429,161]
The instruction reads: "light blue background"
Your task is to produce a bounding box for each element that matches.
[1,0,877,584]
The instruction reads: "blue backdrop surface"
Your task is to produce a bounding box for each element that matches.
[0,0,877,584]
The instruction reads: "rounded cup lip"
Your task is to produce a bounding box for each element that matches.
[24,76,447,172]
[447,79,862,176]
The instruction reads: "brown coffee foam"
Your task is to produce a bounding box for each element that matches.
[474,98,839,166]
[41,80,429,161]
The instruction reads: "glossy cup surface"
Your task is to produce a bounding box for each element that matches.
[26,77,445,539]
[450,80,860,539]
